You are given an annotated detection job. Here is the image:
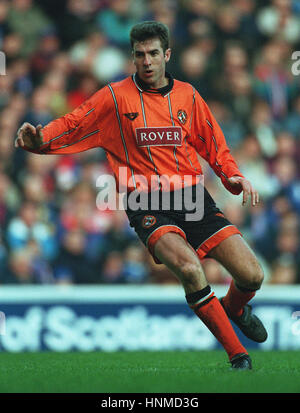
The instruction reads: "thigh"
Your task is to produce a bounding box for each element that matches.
[208,234,263,286]
[154,232,207,292]
[126,210,185,262]
[127,208,207,291]
[155,231,200,270]
[176,186,241,260]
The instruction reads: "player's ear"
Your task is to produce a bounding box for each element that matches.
[164,48,171,63]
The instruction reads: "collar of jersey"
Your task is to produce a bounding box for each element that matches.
[132,72,174,96]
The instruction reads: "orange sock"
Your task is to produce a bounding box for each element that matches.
[222,280,256,317]
[186,286,247,361]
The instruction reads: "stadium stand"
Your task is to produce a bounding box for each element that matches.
[0,0,299,286]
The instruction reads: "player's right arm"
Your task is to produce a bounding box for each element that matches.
[15,86,114,155]
[15,123,44,149]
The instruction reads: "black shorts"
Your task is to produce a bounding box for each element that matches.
[124,184,241,264]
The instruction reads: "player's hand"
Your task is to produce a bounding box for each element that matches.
[228,176,259,207]
[14,122,44,149]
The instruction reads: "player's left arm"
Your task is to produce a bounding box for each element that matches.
[190,91,259,206]
[227,176,259,206]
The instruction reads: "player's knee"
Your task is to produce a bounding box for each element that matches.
[178,261,203,285]
[247,264,264,290]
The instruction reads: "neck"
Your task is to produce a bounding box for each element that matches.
[150,75,168,89]
[134,72,174,96]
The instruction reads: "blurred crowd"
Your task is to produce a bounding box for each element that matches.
[0,0,300,286]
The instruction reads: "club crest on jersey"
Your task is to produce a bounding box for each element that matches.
[136,126,182,147]
[142,215,156,228]
[177,110,187,125]
[124,112,139,121]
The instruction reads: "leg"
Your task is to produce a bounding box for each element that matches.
[209,233,264,315]
[208,234,267,343]
[154,232,207,294]
[208,234,264,290]
[153,232,248,361]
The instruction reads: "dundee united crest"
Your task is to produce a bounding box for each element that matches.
[142,215,157,228]
[177,110,187,125]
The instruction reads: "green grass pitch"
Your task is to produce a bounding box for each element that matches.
[0,351,300,393]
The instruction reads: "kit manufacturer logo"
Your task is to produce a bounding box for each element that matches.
[124,112,139,121]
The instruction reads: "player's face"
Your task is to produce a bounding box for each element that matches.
[133,38,171,89]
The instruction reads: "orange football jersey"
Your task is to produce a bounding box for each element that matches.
[24,73,244,194]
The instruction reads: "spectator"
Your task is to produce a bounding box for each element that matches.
[101,250,125,284]
[0,232,7,274]
[253,39,298,120]
[1,32,23,63]
[143,0,181,47]
[23,87,54,126]
[7,0,53,57]
[256,0,300,44]
[284,96,300,139]
[67,74,99,110]
[271,155,298,190]
[177,45,211,98]
[53,228,100,284]
[69,31,127,83]
[215,4,242,43]
[0,171,20,229]
[206,100,246,149]
[0,71,13,110]
[0,0,9,46]
[96,0,137,50]
[122,244,150,283]
[0,0,299,285]
[9,58,33,96]
[30,29,60,83]
[237,134,278,199]
[6,201,57,260]
[101,209,137,258]
[57,0,97,50]
[177,0,216,44]
[269,258,298,284]
[42,69,69,117]
[249,99,279,157]
[274,228,299,263]
[231,0,262,52]
[2,247,35,284]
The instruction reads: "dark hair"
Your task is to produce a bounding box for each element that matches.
[130,21,170,52]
